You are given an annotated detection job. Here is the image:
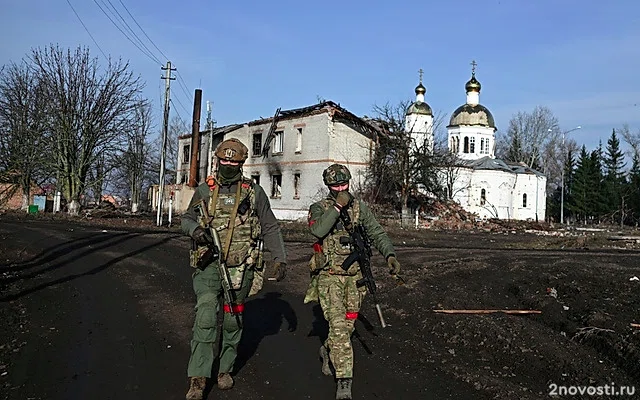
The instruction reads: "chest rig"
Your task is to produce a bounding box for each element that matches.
[207,178,261,287]
[321,198,361,276]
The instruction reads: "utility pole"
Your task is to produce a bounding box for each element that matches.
[206,101,216,178]
[157,61,176,226]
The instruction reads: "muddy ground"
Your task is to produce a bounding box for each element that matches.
[1,211,639,399]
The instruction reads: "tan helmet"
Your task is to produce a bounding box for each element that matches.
[323,163,351,186]
[214,138,248,162]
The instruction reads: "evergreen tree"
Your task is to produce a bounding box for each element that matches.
[603,129,627,221]
[628,153,640,225]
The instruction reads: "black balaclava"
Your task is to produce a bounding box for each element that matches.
[217,163,243,185]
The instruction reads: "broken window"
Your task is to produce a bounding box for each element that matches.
[251,174,260,186]
[296,128,303,153]
[294,173,301,199]
[271,174,282,198]
[273,131,284,154]
[480,188,486,206]
[252,133,262,156]
[469,137,476,153]
[522,193,527,208]
[463,137,469,153]
[182,144,190,164]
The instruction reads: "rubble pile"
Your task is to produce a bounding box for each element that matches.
[420,199,551,232]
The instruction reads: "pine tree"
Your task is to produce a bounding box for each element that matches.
[603,129,627,221]
[628,153,640,225]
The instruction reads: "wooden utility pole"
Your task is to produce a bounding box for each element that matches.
[157,61,175,226]
[188,89,203,187]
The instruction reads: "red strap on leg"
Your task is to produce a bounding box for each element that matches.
[223,304,245,313]
[345,312,358,320]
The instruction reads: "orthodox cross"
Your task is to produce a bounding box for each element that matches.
[470,60,477,76]
[418,68,423,84]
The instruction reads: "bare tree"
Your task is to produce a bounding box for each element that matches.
[619,123,640,159]
[112,100,155,212]
[30,45,144,215]
[368,100,449,218]
[497,106,560,171]
[0,61,50,209]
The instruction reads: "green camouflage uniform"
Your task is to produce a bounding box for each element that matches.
[307,196,395,379]
[181,178,286,378]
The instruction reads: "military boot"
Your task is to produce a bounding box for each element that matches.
[185,377,206,400]
[217,372,234,390]
[335,378,352,400]
[319,345,332,376]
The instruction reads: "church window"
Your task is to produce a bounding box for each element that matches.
[463,137,469,153]
[523,193,527,208]
[469,137,476,153]
[484,138,490,154]
[480,189,486,206]
[182,144,190,164]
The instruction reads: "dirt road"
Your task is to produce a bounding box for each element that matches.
[1,218,639,399]
[0,220,477,400]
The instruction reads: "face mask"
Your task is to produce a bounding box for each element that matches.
[218,164,242,183]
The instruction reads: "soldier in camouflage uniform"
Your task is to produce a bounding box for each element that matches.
[307,164,401,400]
[181,138,287,400]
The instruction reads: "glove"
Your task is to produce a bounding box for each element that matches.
[192,226,213,246]
[268,262,287,282]
[334,191,352,210]
[387,255,401,275]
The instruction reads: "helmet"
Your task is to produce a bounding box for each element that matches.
[214,138,248,162]
[323,164,351,186]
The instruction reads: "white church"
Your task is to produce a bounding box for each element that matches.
[404,63,547,221]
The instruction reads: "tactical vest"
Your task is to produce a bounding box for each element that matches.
[319,198,361,276]
[208,178,261,287]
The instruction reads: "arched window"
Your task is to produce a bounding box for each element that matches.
[463,137,469,153]
[522,193,527,208]
[480,189,486,205]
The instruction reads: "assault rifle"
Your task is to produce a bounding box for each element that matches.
[192,199,242,327]
[338,207,388,328]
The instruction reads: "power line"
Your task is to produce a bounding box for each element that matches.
[117,0,170,61]
[170,98,191,123]
[66,0,108,60]
[102,0,159,63]
[92,0,160,65]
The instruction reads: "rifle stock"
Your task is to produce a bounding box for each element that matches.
[193,200,241,326]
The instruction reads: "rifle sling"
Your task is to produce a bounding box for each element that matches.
[208,180,243,264]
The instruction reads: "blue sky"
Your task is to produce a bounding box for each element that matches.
[2,0,640,152]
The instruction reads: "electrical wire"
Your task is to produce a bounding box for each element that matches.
[92,0,160,65]
[117,0,170,61]
[66,0,108,60]
[102,0,159,64]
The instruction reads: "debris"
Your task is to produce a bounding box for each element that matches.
[433,309,542,315]
[631,323,640,328]
[546,287,558,298]
[630,276,639,281]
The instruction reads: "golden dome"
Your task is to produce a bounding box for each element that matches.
[465,75,481,93]
[415,83,426,95]
[448,104,495,128]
